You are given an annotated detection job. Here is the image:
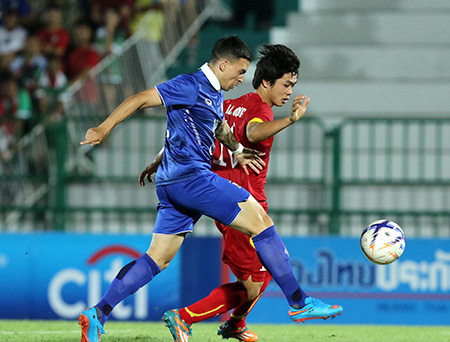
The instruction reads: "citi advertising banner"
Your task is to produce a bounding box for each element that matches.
[1,233,449,325]
[251,237,450,325]
[0,233,222,321]
[0,233,182,320]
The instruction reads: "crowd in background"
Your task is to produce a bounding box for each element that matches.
[0,0,163,162]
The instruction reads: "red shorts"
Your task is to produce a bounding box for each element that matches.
[216,221,269,282]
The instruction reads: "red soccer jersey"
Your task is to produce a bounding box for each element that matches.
[37,28,70,54]
[212,92,273,208]
[67,46,101,80]
[212,92,274,282]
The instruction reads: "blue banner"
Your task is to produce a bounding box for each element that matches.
[0,233,181,320]
[1,234,449,325]
[250,237,450,325]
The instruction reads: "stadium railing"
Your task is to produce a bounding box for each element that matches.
[260,117,450,237]
[336,118,450,237]
[63,0,215,176]
[3,116,449,237]
[2,1,449,236]
[0,124,51,231]
[0,0,216,231]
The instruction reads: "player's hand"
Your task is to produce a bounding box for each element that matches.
[139,162,158,186]
[236,147,266,176]
[289,95,310,123]
[80,126,109,147]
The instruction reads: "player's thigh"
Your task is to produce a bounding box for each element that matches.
[165,172,249,226]
[146,233,185,270]
[228,195,273,236]
[155,185,202,235]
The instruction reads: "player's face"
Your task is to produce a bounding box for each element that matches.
[266,72,298,107]
[220,58,250,91]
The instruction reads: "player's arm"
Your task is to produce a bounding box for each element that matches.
[215,119,266,175]
[139,147,164,186]
[247,95,310,143]
[80,88,163,146]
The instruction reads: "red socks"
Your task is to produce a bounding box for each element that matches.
[228,273,272,328]
[179,282,248,325]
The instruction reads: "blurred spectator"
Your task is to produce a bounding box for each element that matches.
[1,0,30,16]
[66,20,100,83]
[10,34,47,98]
[37,6,70,59]
[0,9,28,58]
[130,0,164,41]
[54,0,82,29]
[226,0,274,30]
[94,7,126,57]
[38,0,82,30]
[89,0,134,36]
[0,55,11,71]
[1,0,36,28]
[35,54,68,123]
[0,71,32,161]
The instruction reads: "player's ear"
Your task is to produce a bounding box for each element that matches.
[262,79,270,88]
[219,59,228,72]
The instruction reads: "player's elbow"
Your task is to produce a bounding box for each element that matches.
[247,133,263,144]
[247,135,258,144]
[135,88,162,109]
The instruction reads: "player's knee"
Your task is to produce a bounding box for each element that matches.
[251,204,273,229]
[246,288,260,301]
[253,210,274,233]
[261,211,273,228]
[147,253,171,271]
[243,282,263,301]
[158,261,170,271]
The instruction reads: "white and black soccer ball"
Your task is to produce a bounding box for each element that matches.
[360,219,406,265]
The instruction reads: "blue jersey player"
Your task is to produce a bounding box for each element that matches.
[79,36,342,342]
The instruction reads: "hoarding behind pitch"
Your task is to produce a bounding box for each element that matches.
[0,233,181,320]
[249,237,450,325]
[1,233,450,325]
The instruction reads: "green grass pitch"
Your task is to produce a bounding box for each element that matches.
[0,320,449,341]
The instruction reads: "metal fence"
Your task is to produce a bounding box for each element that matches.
[2,0,449,236]
[63,0,215,176]
[3,116,449,237]
[0,0,215,231]
[0,125,50,231]
[336,118,450,237]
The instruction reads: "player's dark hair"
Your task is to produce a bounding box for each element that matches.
[210,36,253,64]
[252,44,300,89]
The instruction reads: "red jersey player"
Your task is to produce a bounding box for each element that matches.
[37,6,70,59]
[140,44,310,341]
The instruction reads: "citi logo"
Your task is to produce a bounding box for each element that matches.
[48,245,148,320]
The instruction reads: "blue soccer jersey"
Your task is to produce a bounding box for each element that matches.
[155,64,224,185]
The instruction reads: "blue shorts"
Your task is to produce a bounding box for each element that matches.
[153,171,250,235]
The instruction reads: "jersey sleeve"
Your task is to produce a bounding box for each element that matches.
[245,102,273,126]
[156,74,199,107]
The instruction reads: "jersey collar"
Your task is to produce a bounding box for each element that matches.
[200,63,221,92]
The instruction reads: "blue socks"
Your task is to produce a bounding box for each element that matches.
[96,253,161,325]
[94,227,304,326]
[252,225,307,309]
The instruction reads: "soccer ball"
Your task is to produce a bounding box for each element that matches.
[360,219,405,265]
